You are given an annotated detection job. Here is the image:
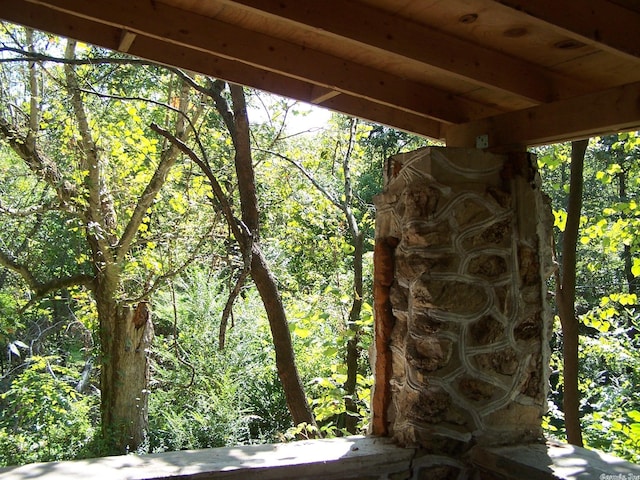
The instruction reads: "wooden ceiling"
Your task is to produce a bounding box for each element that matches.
[2,0,640,149]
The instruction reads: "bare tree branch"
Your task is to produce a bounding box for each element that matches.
[25,29,39,151]
[256,148,341,209]
[229,84,259,236]
[342,118,360,237]
[0,118,78,210]
[64,40,117,255]
[0,46,153,65]
[30,273,95,300]
[116,135,180,262]
[149,122,247,246]
[0,200,55,216]
[0,213,44,289]
[0,247,93,300]
[117,82,208,262]
[218,266,250,350]
[151,118,253,353]
[0,46,207,93]
[0,248,39,291]
[208,80,236,143]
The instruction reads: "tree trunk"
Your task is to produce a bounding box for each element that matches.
[267,118,365,433]
[617,170,639,296]
[65,40,158,452]
[557,139,588,447]
[344,230,364,434]
[161,82,317,432]
[2,34,189,453]
[98,288,154,451]
[226,84,317,431]
[341,118,363,434]
[250,244,317,428]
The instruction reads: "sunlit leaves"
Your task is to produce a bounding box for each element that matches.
[553,209,567,231]
[632,258,640,277]
[538,134,640,461]
[0,355,96,465]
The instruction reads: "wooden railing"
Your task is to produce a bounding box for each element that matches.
[1,436,639,479]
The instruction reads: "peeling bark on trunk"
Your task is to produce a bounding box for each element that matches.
[2,38,190,454]
[371,236,398,436]
[64,44,187,452]
[99,296,154,452]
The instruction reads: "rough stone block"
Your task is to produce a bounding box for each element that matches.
[374,147,551,456]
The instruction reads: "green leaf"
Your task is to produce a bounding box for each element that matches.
[553,209,567,231]
[628,410,640,423]
[618,293,637,306]
[632,258,640,277]
[323,346,338,357]
[293,327,311,338]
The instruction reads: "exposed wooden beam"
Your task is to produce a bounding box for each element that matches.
[319,94,445,139]
[444,81,640,148]
[220,0,591,102]
[0,0,445,138]
[15,0,501,124]
[131,37,445,137]
[118,31,136,53]
[4,0,638,147]
[308,87,341,105]
[495,0,640,61]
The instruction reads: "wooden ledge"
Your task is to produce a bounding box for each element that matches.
[2,437,639,479]
[0,436,415,480]
[471,441,640,479]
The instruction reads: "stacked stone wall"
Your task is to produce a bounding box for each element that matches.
[373,147,553,477]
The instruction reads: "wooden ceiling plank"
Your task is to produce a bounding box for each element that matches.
[215,0,574,103]
[130,36,446,137]
[18,0,501,124]
[494,0,640,61]
[444,81,640,148]
[321,94,445,139]
[0,0,123,49]
[0,1,444,138]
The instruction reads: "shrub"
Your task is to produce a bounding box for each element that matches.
[0,356,97,466]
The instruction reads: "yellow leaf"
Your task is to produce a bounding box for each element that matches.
[632,258,640,277]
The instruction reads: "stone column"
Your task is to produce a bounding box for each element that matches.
[373,147,553,473]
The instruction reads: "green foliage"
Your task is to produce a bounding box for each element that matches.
[146,271,294,452]
[539,134,640,462]
[287,292,375,436]
[15,22,636,471]
[0,292,23,347]
[309,367,373,437]
[0,356,97,466]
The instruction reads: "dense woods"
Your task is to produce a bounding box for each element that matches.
[0,25,639,465]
